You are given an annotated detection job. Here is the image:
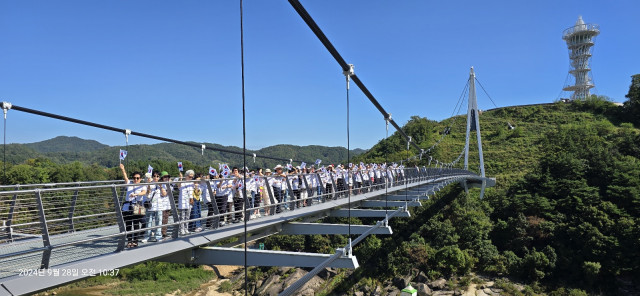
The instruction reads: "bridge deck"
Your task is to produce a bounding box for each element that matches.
[0,169,489,295]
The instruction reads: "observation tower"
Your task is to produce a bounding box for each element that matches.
[562,16,599,100]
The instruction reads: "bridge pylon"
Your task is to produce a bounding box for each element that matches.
[463,67,487,198]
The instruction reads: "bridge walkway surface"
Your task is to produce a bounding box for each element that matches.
[0,168,493,295]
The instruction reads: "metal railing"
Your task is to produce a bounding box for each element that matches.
[0,167,476,280]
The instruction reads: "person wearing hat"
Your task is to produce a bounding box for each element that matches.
[262,168,272,215]
[158,171,173,238]
[269,165,286,213]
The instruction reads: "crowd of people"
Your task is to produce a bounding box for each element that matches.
[118,162,413,248]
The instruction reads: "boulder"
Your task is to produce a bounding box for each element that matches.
[354,292,365,296]
[475,290,489,296]
[254,274,280,296]
[394,275,414,289]
[429,278,447,290]
[431,291,454,296]
[414,272,429,284]
[415,283,432,296]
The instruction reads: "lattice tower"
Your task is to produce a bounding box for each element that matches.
[562,16,599,100]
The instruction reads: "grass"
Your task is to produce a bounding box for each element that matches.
[43,262,216,296]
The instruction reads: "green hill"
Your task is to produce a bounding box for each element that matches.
[25,136,108,153]
[0,138,365,184]
[339,97,640,294]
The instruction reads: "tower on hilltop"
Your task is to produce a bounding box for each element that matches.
[562,16,599,100]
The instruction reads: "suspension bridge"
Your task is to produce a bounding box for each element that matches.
[1,1,496,295]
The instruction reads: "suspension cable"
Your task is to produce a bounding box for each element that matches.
[239,0,248,294]
[344,64,353,249]
[287,0,422,153]
[385,118,389,215]
[475,77,514,128]
[5,103,305,164]
[2,102,10,182]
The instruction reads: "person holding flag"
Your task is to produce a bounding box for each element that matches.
[231,167,245,223]
[177,169,195,235]
[189,173,203,232]
[216,169,234,226]
[119,163,147,248]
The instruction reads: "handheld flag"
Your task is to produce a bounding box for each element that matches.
[301,162,307,169]
[349,163,353,168]
[119,149,127,161]
[148,165,153,174]
[286,163,293,170]
[209,167,218,176]
[222,170,230,178]
[315,159,322,165]
[177,162,183,172]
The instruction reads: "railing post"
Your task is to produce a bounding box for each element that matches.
[165,183,180,239]
[329,172,338,200]
[68,188,79,233]
[6,184,20,241]
[284,175,294,210]
[34,190,52,269]
[204,180,220,228]
[111,185,127,252]
[264,176,276,215]
[300,173,311,204]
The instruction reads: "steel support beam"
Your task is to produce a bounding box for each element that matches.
[111,185,127,252]
[161,247,359,269]
[35,190,52,269]
[279,222,392,235]
[67,189,79,232]
[382,195,430,201]
[360,200,422,208]
[329,209,410,218]
[5,185,19,241]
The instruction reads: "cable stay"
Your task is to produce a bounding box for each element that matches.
[475,77,515,130]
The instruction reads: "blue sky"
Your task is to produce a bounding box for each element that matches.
[1,0,638,151]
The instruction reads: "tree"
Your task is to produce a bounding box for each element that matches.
[623,74,640,126]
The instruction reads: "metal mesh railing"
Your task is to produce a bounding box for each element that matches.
[0,167,478,280]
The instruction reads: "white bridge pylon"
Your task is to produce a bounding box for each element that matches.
[463,67,488,199]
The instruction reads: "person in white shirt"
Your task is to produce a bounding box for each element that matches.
[263,169,272,215]
[216,173,234,225]
[119,164,147,248]
[269,165,286,214]
[289,168,301,209]
[177,170,195,235]
[144,171,167,242]
[354,167,362,195]
[231,167,245,223]
[158,171,173,238]
[298,167,309,207]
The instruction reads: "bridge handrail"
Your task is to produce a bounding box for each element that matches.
[0,168,479,280]
[0,179,125,191]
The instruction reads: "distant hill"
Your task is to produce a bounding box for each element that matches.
[25,136,107,153]
[5,137,365,169]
